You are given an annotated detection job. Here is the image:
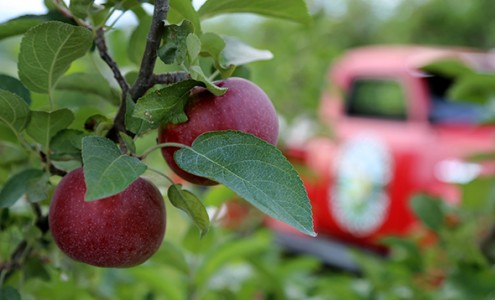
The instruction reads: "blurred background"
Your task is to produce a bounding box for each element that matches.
[2,0,495,299]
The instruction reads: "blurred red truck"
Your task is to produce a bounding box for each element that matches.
[270,45,495,270]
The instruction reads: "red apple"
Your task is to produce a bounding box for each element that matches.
[158,77,279,185]
[49,168,166,268]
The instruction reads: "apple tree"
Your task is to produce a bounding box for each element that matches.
[0,0,315,297]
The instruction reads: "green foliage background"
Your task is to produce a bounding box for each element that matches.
[2,0,495,299]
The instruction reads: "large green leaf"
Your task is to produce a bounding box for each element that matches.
[133,79,202,127]
[174,131,315,236]
[18,21,93,93]
[57,73,120,105]
[0,89,31,136]
[26,109,75,150]
[81,136,147,201]
[198,0,311,25]
[168,184,210,237]
[0,169,45,208]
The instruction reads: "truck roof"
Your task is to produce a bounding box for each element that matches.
[330,45,495,87]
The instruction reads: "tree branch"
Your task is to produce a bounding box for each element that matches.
[129,0,169,100]
[95,28,130,96]
[94,28,132,142]
[151,72,191,86]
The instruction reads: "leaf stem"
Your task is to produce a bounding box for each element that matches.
[139,142,190,160]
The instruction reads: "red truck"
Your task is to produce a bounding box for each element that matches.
[270,45,495,270]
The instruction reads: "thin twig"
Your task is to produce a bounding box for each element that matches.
[130,0,169,100]
[151,72,191,86]
[94,27,132,142]
[95,28,130,95]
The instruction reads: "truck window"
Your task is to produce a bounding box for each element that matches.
[346,79,407,120]
[426,75,487,124]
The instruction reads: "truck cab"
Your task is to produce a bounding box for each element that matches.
[272,46,495,268]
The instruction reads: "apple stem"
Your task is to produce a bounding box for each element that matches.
[139,142,191,160]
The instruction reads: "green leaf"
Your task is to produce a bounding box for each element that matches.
[125,96,154,135]
[18,21,93,93]
[198,0,311,25]
[0,74,31,104]
[0,141,28,166]
[26,172,51,203]
[195,230,272,287]
[421,59,474,78]
[168,184,210,238]
[174,131,315,236]
[158,21,194,65]
[0,286,20,300]
[189,65,227,96]
[410,195,444,231]
[200,32,235,78]
[169,0,201,32]
[81,136,147,201]
[449,73,495,104]
[155,240,190,275]
[24,257,51,281]
[186,33,201,64]
[69,0,95,18]
[128,13,152,65]
[27,109,75,150]
[133,79,203,127]
[0,11,75,40]
[50,129,86,161]
[119,132,136,154]
[0,169,45,208]
[203,185,237,207]
[0,15,46,40]
[0,89,31,136]
[222,36,273,66]
[57,73,120,106]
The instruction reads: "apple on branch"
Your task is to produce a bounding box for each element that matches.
[49,168,166,268]
[158,77,279,185]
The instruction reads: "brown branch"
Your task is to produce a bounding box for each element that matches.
[94,27,132,142]
[151,71,191,86]
[95,28,130,96]
[129,0,169,100]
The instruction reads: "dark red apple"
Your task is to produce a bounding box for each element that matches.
[158,77,279,185]
[49,168,166,268]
